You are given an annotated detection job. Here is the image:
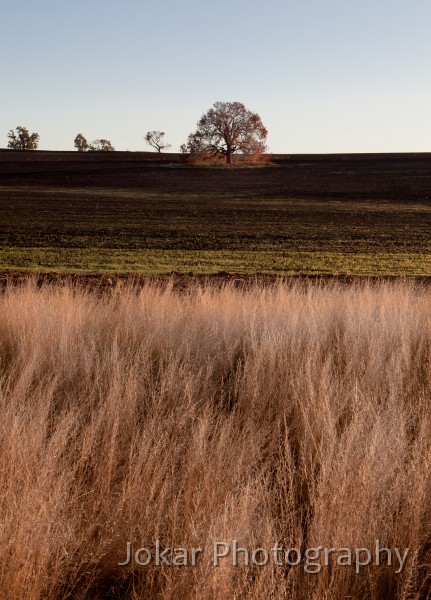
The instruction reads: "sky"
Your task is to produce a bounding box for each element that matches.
[1,0,430,153]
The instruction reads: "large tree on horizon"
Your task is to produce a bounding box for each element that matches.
[182,101,267,165]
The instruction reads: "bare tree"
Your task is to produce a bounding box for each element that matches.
[145,131,171,153]
[7,126,40,150]
[88,139,115,152]
[182,102,267,165]
[74,133,89,152]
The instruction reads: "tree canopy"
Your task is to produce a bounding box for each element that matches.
[88,139,115,152]
[182,101,267,164]
[74,133,89,152]
[145,131,171,153]
[7,126,40,150]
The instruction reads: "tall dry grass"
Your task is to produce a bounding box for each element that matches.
[0,278,431,599]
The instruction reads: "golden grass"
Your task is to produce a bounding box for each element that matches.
[0,279,431,599]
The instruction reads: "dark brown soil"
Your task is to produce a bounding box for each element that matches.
[1,150,430,276]
[1,150,430,202]
[0,270,430,292]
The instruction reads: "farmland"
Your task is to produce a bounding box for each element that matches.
[2,151,431,599]
[1,150,430,275]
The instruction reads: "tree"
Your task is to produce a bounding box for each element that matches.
[7,126,40,150]
[88,139,115,152]
[182,101,267,165]
[144,131,171,153]
[74,133,89,152]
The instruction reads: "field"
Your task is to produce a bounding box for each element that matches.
[1,150,431,275]
[2,151,431,599]
[1,278,431,599]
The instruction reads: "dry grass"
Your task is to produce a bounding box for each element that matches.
[1,279,431,599]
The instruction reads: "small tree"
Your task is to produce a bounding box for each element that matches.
[7,126,40,150]
[145,131,171,153]
[74,133,89,152]
[182,101,267,165]
[88,139,115,152]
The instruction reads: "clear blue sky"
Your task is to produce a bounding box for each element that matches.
[1,0,430,153]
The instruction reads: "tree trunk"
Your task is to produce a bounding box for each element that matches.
[226,146,232,165]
